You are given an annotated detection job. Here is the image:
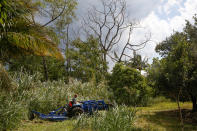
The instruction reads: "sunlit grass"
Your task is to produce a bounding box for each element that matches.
[137,102,192,113]
[17,106,139,131]
[17,120,74,131]
[18,102,197,131]
[135,102,197,131]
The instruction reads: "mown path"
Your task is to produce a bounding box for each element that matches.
[135,102,197,131]
[17,102,197,131]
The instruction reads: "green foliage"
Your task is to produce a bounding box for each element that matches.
[109,63,152,106]
[69,36,107,82]
[150,34,190,99]
[74,106,140,131]
[0,71,111,130]
[155,32,185,57]
[150,15,197,111]
[126,51,148,70]
[0,0,63,63]
[146,58,162,96]
[9,55,67,81]
[0,0,32,27]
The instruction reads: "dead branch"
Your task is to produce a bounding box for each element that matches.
[42,4,66,27]
[84,0,130,62]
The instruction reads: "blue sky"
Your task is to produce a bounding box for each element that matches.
[76,0,197,65]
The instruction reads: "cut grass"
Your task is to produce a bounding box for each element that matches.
[135,102,197,131]
[16,120,75,131]
[17,102,197,131]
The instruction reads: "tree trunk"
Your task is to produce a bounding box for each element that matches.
[191,95,197,112]
[42,56,48,81]
[66,24,70,77]
[176,88,184,131]
[103,52,108,72]
[103,53,107,64]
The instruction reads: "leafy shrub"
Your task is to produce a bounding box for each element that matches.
[108,63,152,106]
[74,105,141,131]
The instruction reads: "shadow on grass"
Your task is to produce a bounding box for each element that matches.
[141,109,197,131]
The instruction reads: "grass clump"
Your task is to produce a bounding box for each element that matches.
[74,105,141,131]
[0,95,24,131]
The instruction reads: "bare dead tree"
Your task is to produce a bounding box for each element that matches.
[83,0,150,70]
[106,24,151,65]
[83,0,131,64]
[117,25,151,62]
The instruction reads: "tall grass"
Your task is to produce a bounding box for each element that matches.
[0,64,16,91]
[73,106,141,131]
[0,94,24,130]
[0,71,111,130]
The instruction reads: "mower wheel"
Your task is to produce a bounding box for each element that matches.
[106,103,114,110]
[29,112,35,120]
[71,107,84,117]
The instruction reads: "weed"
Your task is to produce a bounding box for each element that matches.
[73,105,141,131]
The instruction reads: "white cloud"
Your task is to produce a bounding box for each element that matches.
[163,0,180,14]
[179,0,197,21]
[126,12,171,62]
[129,0,197,63]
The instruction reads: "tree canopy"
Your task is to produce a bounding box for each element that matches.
[0,0,63,63]
[148,15,197,111]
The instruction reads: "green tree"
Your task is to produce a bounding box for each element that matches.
[68,36,106,82]
[158,37,190,98]
[155,32,185,57]
[152,15,197,111]
[109,63,151,106]
[146,58,162,96]
[126,51,148,71]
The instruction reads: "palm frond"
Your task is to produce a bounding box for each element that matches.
[0,0,63,61]
[6,32,63,59]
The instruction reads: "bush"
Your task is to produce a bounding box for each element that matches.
[73,105,141,131]
[108,63,152,106]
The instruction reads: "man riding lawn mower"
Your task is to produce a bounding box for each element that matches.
[30,95,112,121]
[64,94,84,117]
